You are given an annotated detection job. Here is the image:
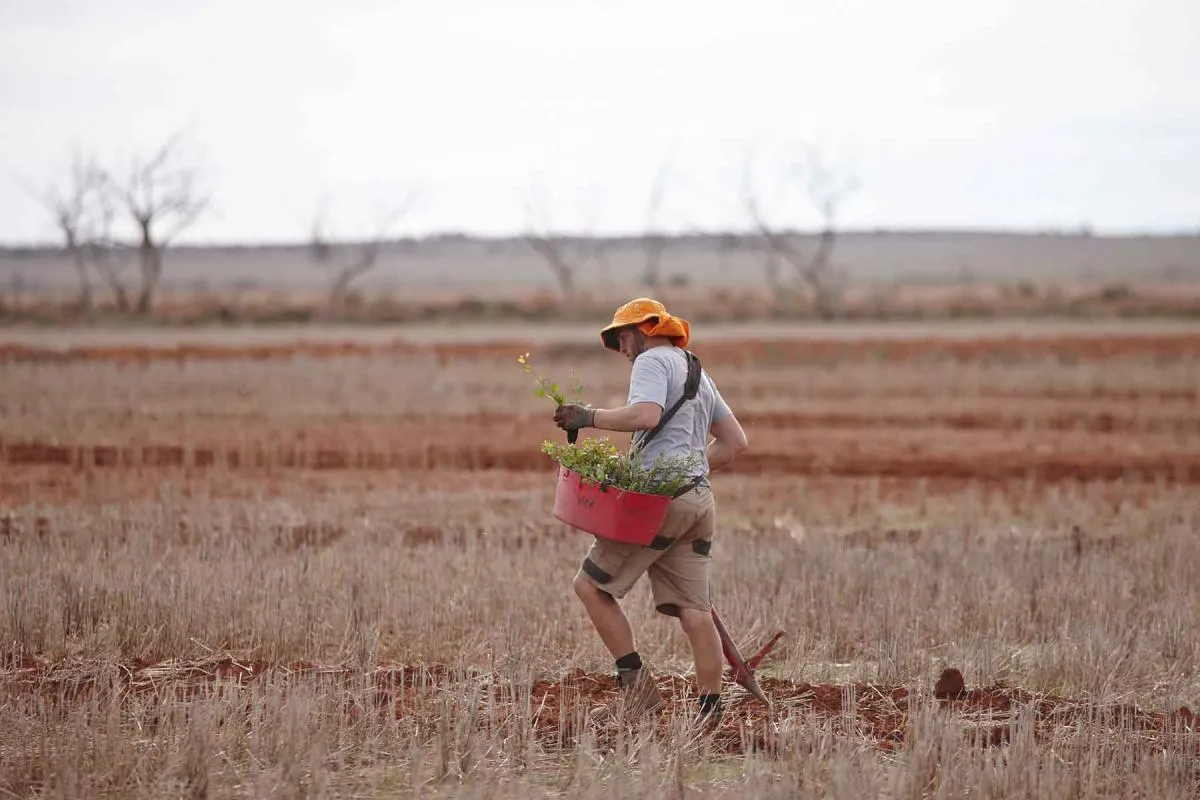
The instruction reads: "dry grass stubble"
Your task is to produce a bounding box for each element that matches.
[3,327,1200,797]
[3,473,1199,796]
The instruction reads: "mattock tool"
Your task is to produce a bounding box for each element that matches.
[711,607,784,707]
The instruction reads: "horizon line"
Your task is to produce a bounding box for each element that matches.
[4,224,1200,252]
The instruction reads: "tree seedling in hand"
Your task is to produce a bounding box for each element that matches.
[518,351,586,442]
[518,352,584,406]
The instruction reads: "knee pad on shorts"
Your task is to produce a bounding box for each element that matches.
[581,557,613,584]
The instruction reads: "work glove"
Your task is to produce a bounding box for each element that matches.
[554,403,595,432]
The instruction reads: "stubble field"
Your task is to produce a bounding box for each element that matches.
[2,320,1200,798]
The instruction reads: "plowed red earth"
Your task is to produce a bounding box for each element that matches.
[1,331,1198,365]
[2,657,1195,757]
[5,414,1199,483]
[4,331,1198,487]
[3,327,1199,774]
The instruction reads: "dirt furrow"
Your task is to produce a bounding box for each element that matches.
[3,332,1198,366]
[4,439,1198,483]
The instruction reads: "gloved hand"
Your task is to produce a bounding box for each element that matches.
[554,403,595,432]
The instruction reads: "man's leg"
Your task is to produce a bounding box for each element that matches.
[572,574,635,659]
[647,486,723,718]
[677,606,723,695]
[572,547,666,720]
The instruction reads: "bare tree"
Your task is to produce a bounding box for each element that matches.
[26,151,137,313]
[742,141,859,319]
[309,190,419,318]
[641,155,674,289]
[522,180,607,303]
[105,132,211,314]
[31,152,103,311]
[715,231,741,275]
[86,182,134,312]
[762,248,784,295]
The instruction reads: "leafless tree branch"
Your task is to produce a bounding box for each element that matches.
[35,152,98,310]
[521,179,607,303]
[641,153,675,289]
[310,188,420,318]
[26,150,136,312]
[101,131,212,314]
[85,174,134,311]
[742,140,859,318]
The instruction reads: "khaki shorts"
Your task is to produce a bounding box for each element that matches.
[575,484,717,617]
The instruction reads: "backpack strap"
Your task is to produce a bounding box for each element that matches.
[633,349,703,452]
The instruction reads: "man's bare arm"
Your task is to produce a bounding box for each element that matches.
[707,413,748,472]
[592,402,662,432]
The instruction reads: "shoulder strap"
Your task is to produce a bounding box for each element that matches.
[633,349,702,451]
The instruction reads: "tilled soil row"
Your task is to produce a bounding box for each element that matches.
[4,439,1199,483]
[1,656,1196,758]
[2,332,1198,366]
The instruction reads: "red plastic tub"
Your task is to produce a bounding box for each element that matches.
[552,465,671,546]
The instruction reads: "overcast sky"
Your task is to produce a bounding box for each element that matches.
[2,0,1198,244]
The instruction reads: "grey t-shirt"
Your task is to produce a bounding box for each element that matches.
[626,346,732,479]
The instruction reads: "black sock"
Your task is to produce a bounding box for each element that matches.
[615,652,642,672]
[698,693,722,714]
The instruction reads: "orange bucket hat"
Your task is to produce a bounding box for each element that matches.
[600,297,691,351]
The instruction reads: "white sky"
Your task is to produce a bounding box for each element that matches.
[2,0,1198,244]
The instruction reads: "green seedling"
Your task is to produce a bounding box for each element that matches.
[540,436,700,497]
[517,352,584,407]
[520,353,695,494]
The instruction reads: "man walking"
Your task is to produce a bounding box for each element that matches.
[553,298,749,724]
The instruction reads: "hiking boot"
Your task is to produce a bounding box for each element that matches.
[696,704,723,730]
[692,693,723,727]
[590,667,666,725]
[619,667,667,715]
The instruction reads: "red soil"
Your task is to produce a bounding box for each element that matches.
[5,424,1198,483]
[2,656,1195,758]
[5,331,1196,491]
[1,332,1197,366]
